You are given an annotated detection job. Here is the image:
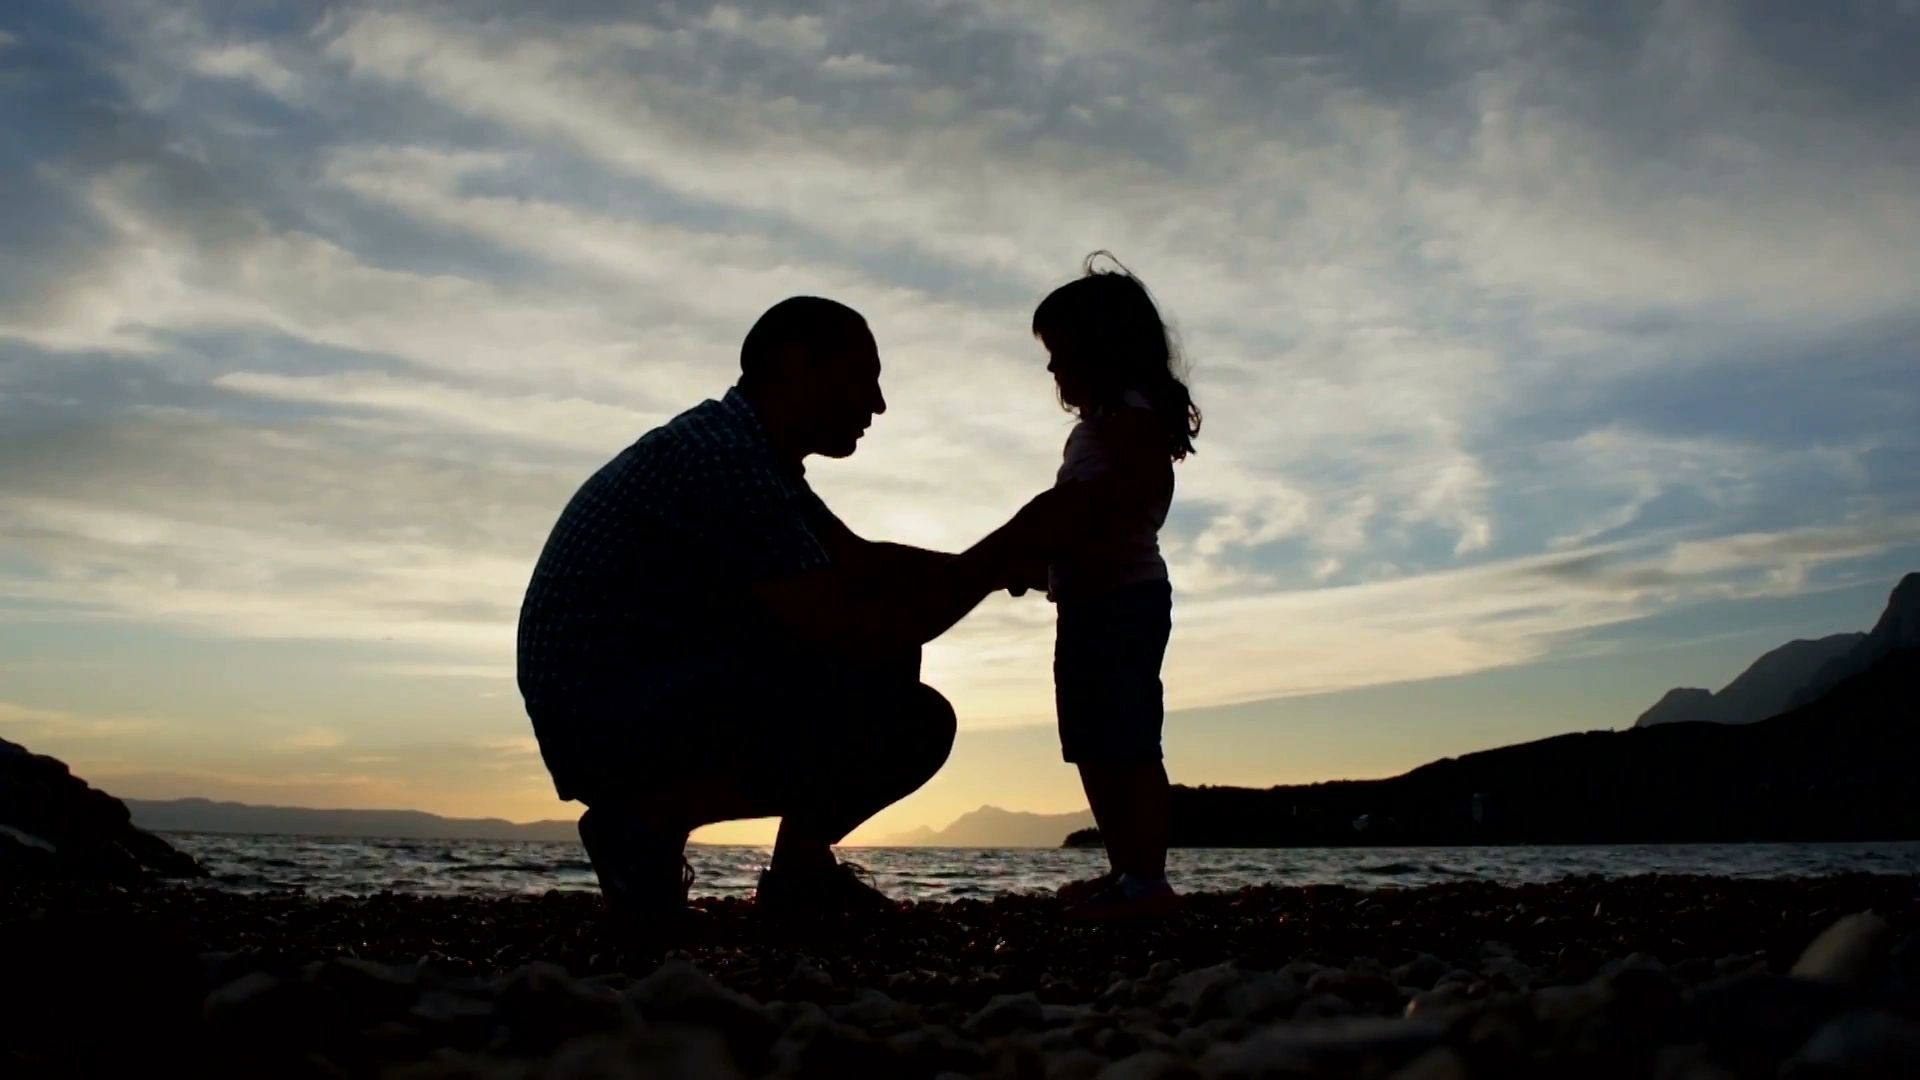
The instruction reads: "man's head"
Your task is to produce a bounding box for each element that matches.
[739,296,885,460]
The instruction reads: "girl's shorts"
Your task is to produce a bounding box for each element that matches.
[1053,578,1172,763]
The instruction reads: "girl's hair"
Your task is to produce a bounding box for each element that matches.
[1032,251,1201,460]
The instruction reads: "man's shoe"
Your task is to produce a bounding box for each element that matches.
[577,808,694,921]
[754,860,898,919]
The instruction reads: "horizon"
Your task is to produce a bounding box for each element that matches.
[3,2,1918,846]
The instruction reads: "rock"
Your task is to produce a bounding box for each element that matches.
[1159,962,1241,1018]
[1046,1049,1108,1080]
[1199,1017,1446,1078]
[1096,1049,1200,1079]
[1787,1011,1920,1075]
[1293,993,1358,1021]
[1596,952,1667,981]
[1391,1046,1469,1080]
[0,740,206,881]
[554,1027,746,1080]
[1306,968,1397,1006]
[627,959,778,1070]
[1220,972,1305,1021]
[1482,957,1536,991]
[1393,954,1450,991]
[1792,912,1891,986]
[1403,987,1472,1020]
[495,961,636,1053]
[1686,975,1859,1070]
[832,988,916,1030]
[771,1010,898,1077]
[965,992,1046,1036]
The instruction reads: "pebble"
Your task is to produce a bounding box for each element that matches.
[1787,1010,1920,1074]
[6,873,1919,1077]
[1791,910,1891,986]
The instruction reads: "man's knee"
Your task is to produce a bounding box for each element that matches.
[900,683,957,779]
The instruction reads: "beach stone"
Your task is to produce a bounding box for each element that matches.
[1307,968,1397,1006]
[886,1025,987,1076]
[1403,987,1472,1019]
[1391,1046,1469,1080]
[1686,975,1859,1070]
[832,988,916,1030]
[1221,972,1305,1021]
[1293,993,1358,1021]
[1096,977,1135,1009]
[1160,962,1241,1018]
[628,959,777,1067]
[1393,954,1450,991]
[1199,1016,1446,1078]
[495,962,635,1052]
[1096,1049,1199,1079]
[1792,912,1891,987]
[772,1009,897,1077]
[1044,1049,1107,1080]
[1597,952,1668,980]
[1483,957,1536,991]
[965,992,1046,1036]
[553,1027,746,1080]
[1434,968,1479,989]
[1786,1011,1920,1075]
[409,988,497,1041]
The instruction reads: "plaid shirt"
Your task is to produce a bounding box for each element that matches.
[516,387,837,781]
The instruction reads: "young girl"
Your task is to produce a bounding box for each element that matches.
[1027,253,1200,920]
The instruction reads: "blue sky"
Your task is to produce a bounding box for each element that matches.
[1,1,1916,843]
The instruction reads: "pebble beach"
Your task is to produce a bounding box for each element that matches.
[7,873,1920,1078]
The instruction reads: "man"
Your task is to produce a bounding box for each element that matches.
[517,297,1054,920]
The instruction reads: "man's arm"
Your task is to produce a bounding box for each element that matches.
[750,494,1058,659]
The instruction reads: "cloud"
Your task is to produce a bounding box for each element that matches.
[0,0,1917,813]
[276,726,346,750]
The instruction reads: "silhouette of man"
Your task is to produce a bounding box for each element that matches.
[517,297,1053,921]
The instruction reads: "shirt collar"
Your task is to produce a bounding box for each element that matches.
[720,385,806,478]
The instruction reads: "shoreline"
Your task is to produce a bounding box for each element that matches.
[7,872,1918,1076]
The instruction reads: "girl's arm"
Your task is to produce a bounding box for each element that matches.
[1038,408,1172,551]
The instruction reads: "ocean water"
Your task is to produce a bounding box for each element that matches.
[166,834,1920,901]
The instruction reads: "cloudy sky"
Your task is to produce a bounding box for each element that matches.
[3,1,1917,845]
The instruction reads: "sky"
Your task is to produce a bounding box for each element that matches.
[2,0,1917,846]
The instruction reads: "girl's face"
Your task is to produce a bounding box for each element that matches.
[1042,330,1094,409]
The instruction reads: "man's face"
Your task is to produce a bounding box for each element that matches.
[806,330,886,459]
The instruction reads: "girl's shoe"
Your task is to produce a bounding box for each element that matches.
[1065,874,1180,923]
[1056,869,1120,906]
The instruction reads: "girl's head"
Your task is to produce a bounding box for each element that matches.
[1032,251,1201,459]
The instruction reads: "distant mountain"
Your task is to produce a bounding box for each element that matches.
[126,798,581,842]
[1787,571,1920,708]
[1635,572,1918,727]
[876,805,1094,847]
[1112,643,1919,848]
[1634,633,1863,727]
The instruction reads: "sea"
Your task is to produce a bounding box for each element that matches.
[165,834,1920,901]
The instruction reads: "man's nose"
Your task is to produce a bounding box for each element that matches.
[872,387,887,416]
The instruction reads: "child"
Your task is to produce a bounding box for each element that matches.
[1025,252,1201,920]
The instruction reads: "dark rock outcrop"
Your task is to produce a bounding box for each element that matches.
[1074,643,1917,848]
[0,737,206,881]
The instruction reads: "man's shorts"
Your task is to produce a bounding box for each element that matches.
[540,644,938,804]
[1053,578,1172,763]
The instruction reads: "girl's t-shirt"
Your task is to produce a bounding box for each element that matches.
[1048,389,1174,603]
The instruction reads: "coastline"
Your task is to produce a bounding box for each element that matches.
[7,873,1917,1077]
